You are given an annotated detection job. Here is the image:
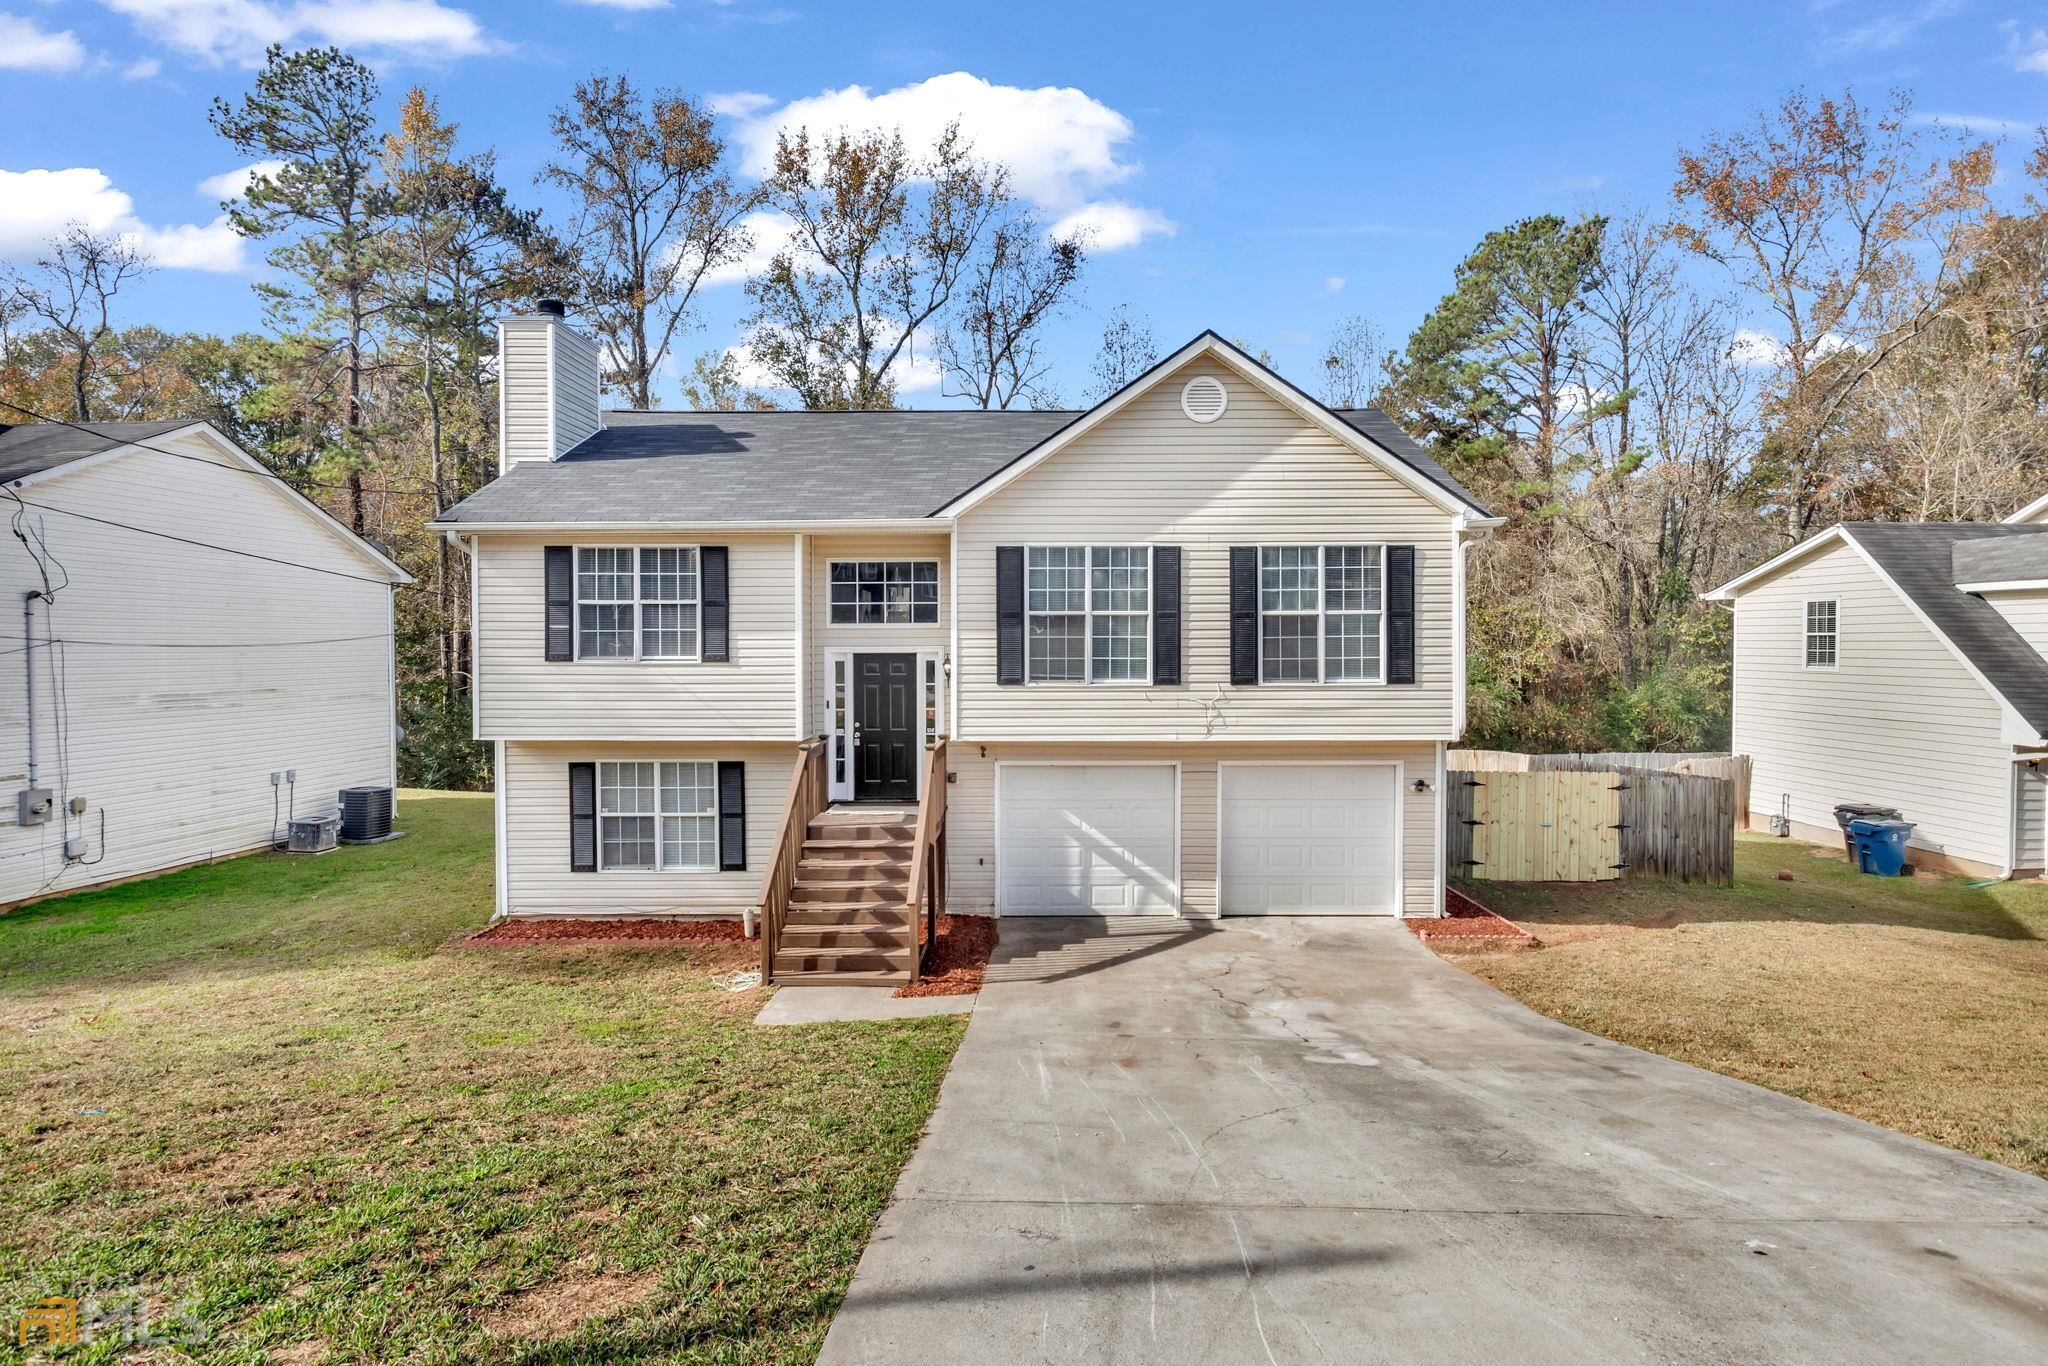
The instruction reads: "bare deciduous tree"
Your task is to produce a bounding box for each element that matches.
[1084,303,1159,403]
[4,223,152,421]
[936,213,1085,409]
[1318,312,1386,408]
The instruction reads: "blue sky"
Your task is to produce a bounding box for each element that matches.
[4,0,2047,407]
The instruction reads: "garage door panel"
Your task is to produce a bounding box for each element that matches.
[1220,764,1400,916]
[999,765,1178,917]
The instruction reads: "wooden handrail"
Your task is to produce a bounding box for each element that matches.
[903,739,949,982]
[757,739,827,983]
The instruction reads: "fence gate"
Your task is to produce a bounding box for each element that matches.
[1453,770,1621,882]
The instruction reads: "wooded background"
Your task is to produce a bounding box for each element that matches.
[4,52,2041,787]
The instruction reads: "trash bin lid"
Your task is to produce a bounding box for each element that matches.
[1849,818,1915,834]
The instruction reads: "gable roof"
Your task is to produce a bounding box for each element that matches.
[0,419,411,584]
[434,331,1495,530]
[930,331,1496,520]
[435,409,1077,528]
[1953,533,2048,588]
[0,419,197,483]
[1707,522,2048,739]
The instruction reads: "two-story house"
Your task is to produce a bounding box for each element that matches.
[435,303,1499,982]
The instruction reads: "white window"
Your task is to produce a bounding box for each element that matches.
[1026,546,1151,683]
[577,547,699,660]
[1804,599,1838,669]
[1260,545,1384,683]
[830,560,939,624]
[598,761,717,871]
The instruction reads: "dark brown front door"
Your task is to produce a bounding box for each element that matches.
[855,654,917,802]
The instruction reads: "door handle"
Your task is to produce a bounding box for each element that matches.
[851,721,863,748]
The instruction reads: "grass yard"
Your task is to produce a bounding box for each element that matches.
[0,791,964,1363]
[1453,833,2048,1179]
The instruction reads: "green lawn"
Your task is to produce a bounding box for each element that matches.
[0,791,963,1363]
[1452,833,2048,1178]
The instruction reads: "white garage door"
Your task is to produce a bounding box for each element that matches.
[998,765,1178,916]
[1220,764,1400,915]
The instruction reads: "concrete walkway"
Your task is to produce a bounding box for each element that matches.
[819,917,2048,1364]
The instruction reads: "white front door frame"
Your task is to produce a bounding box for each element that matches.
[825,646,947,803]
[1216,759,1405,917]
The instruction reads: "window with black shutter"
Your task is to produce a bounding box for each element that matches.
[1387,544,1417,684]
[700,546,730,661]
[1229,546,1259,685]
[995,546,1024,684]
[1152,546,1182,685]
[717,760,746,870]
[544,546,574,661]
[568,762,597,872]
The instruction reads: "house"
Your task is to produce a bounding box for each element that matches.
[1705,508,2048,878]
[434,303,1501,982]
[0,418,411,907]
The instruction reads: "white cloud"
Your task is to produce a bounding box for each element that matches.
[707,90,775,118]
[1323,275,1345,294]
[0,13,88,71]
[122,56,162,79]
[198,159,288,201]
[699,209,803,287]
[1729,327,1861,369]
[566,0,671,8]
[0,166,245,271]
[718,329,944,397]
[1914,111,2030,134]
[97,0,500,66]
[730,72,1143,214]
[1049,201,1174,253]
[1823,0,1959,56]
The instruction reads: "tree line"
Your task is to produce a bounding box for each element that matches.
[3,60,2040,778]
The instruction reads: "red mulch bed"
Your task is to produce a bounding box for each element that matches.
[898,915,998,998]
[1407,886,1541,949]
[465,918,748,946]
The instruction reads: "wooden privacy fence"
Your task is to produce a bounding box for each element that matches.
[1450,750,1752,832]
[1448,764,1737,886]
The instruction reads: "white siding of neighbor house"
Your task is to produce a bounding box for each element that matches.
[501,740,794,916]
[806,531,951,737]
[2017,761,2047,874]
[1732,536,2015,871]
[953,357,1460,742]
[1982,588,2048,653]
[943,741,1443,919]
[473,533,797,740]
[0,431,396,905]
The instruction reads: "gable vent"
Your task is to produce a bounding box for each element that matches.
[1180,375,1229,424]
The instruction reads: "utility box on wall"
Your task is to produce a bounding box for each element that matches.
[16,788,52,827]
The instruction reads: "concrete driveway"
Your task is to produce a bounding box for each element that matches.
[819,917,2048,1364]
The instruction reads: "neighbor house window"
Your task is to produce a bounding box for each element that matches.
[1027,546,1151,683]
[1804,599,1838,668]
[577,547,699,660]
[598,761,716,870]
[829,560,938,624]
[1260,545,1384,683]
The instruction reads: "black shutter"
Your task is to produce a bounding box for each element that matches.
[1387,545,1416,685]
[1229,546,1259,685]
[1152,546,1181,685]
[544,545,574,661]
[568,762,597,872]
[717,760,746,871]
[700,546,730,662]
[996,546,1025,685]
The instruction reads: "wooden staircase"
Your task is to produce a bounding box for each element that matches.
[757,739,949,989]
[772,805,919,985]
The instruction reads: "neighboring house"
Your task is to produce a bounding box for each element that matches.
[434,303,1500,980]
[1706,510,2048,878]
[0,419,411,907]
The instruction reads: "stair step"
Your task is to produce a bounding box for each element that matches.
[773,968,911,987]
[791,882,909,905]
[784,906,912,927]
[773,946,913,975]
[798,858,911,881]
[808,824,915,845]
[778,924,911,950]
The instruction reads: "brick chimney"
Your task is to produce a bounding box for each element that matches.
[498,300,602,471]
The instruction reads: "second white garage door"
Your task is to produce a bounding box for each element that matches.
[997,764,1178,916]
[1219,763,1400,915]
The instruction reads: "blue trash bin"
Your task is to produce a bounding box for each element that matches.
[1849,818,1915,876]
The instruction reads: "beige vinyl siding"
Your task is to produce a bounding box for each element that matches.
[501,741,792,917]
[551,326,603,456]
[474,533,796,740]
[1982,588,2048,652]
[1732,537,2015,870]
[0,431,396,904]
[943,740,1442,918]
[806,531,950,736]
[499,320,552,468]
[954,358,1458,741]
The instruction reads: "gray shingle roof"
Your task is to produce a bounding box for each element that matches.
[0,420,197,483]
[1953,533,2048,585]
[436,403,1489,528]
[1845,523,2048,735]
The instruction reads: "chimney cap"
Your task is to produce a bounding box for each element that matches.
[535,298,567,318]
